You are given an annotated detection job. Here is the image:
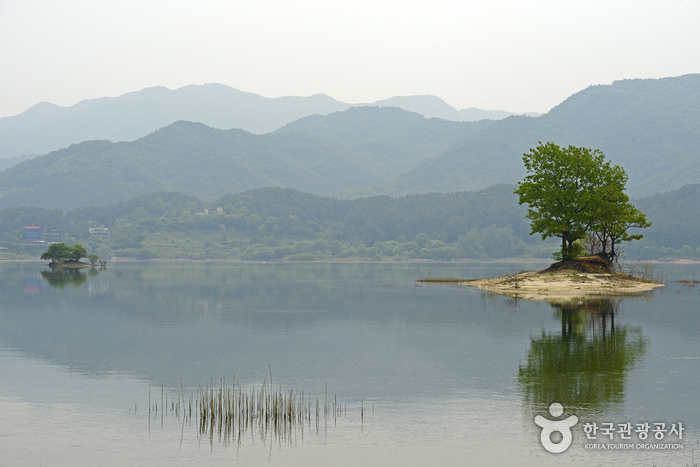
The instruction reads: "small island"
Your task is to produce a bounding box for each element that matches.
[40,242,102,269]
[467,142,664,302]
[466,256,663,301]
[48,261,92,269]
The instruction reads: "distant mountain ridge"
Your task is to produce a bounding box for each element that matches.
[358,95,538,122]
[1,74,698,211]
[0,108,489,211]
[0,85,534,160]
[378,73,700,198]
[0,85,350,159]
[274,106,492,179]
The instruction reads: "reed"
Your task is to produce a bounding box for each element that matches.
[141,377,369,446]
[416,275,470,283]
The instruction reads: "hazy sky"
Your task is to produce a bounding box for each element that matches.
[1,0,699,118]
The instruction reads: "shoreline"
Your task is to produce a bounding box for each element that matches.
[47,261,92,269]
[8,256,700,266]
[465,268,665,302]
[6,256,700,264]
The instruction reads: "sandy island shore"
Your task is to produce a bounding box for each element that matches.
[48,261,92,269]
[465,265,665,302]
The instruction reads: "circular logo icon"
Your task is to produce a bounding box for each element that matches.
[534,403,579,453]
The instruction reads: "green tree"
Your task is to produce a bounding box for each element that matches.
[40,242,71,262]
[67,243,87,262]
[111,225,144,249]
[588,188,651,262]
[514,142,640,261]
[87,254,100,266]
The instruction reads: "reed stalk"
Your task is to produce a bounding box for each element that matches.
[145,377,370,446]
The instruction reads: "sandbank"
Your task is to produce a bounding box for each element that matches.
[465,261,664,302]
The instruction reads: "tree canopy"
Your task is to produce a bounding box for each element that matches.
[514,142,649,261]
[40,242,87,263]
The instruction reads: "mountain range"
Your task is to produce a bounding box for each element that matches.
[379,74,700,198]
[0,84,535,160]
[0,108,490,210]
[0,74,698,212]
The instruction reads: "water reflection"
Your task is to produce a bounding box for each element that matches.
[24,277,41,294]
[40,267,103,289]
[518,298,647,415]
[4,262,503,393]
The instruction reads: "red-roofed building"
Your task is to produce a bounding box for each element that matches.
[25,226,42,240]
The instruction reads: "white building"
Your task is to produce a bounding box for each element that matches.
[89,228,110,238]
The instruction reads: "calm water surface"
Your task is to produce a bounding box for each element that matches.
[1,261,699,466]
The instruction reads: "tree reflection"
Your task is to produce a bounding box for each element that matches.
[518,299,647,414]
[40,269,90,288]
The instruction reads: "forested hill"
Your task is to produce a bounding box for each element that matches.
[57,184,529,243]
[0,121,376,210]
[0,110,489,211]
[633,182,700,250]
[2,181,700,260]
[0,185,539,261]
[274,107,492,179]
[65,181,700,253]
[382,74,700,198]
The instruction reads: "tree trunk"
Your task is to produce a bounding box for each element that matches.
[610,239,616,261]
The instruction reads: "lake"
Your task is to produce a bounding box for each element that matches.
[1,261,698,466]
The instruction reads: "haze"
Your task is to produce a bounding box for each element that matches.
[1,0,699,119]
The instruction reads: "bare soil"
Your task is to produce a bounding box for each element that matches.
[465,257,664,302]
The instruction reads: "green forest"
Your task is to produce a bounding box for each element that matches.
[2,183,699,261]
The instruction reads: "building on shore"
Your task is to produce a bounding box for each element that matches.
[88,228,110,238]
[24,226,43,241]
[44,227,62,242]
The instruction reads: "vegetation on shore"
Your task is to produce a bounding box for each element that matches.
[0,186,559,262]
[0,179,698,262]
